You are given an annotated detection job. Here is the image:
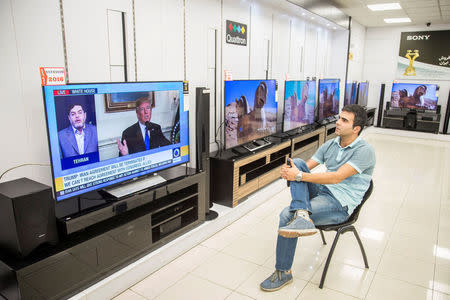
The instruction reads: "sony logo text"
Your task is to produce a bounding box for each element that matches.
[407,35,431,40]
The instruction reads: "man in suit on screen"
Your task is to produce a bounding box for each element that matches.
[58,104,98,158]
[117,96,171,156]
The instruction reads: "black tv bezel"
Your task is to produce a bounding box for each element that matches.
[223,79,278,150]
[317,78,340,122]
[389,82,439,111]
[357,81,369,107]
[42,80,189,217]
[281,80,317,133]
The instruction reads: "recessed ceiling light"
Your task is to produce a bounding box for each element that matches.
[333,27,337,30]
[368,3,401,11]
[302,12,306,16]
[311,16,315,20]
[384,17,411,23]
[326,23,330,26]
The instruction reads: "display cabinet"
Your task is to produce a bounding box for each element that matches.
[290,127,325,160]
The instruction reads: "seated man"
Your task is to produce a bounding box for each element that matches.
[260,104,376,292]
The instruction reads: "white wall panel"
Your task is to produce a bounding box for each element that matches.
[288,18,306,79]
[64,0,135,83]
[249,3,273,79]
[0,0,64,184]
[347,20,366,82]
[304,24,318,77]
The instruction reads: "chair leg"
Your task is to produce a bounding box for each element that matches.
[319,229,342,288]
[352,227,369,268]
[319,229,327,245]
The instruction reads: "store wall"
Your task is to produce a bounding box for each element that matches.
[347,20,366,82]
[362,23,450,132]
[0,0,348,184]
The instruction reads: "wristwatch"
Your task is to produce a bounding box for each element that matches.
[295,171,303,182]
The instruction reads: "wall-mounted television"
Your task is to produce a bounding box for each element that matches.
[357,81,369,107]
[390,82,439,110]
[282,80,316,132]
[42,81,189,202]
[344,82,357,106]
[224,80,277,149]
[318,78,340,121]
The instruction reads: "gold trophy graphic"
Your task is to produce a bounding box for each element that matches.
[403,49,419,76]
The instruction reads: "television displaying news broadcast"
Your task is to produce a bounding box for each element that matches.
[283,80,316,132]
[42,81,189,201]
[390,82,438,110]
[224,80,277,149]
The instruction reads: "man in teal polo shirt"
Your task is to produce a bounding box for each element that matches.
[260,104,376,292]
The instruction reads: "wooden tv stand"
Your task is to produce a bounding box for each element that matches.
[291,127,325,160]
[210,140,291,207]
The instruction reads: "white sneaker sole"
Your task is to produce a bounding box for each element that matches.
[278,228,318,238]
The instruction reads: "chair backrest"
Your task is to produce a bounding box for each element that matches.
[345,180,373,225]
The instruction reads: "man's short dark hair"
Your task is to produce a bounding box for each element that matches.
[342,104,367,135]
[135,92,155,111]
[67,103,85,115]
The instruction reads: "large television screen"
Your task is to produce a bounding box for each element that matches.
[43,81,189,202]
[318,79,340,121]
[283,80,316,132]
[224,80,277,149]
[357,81,369,107]
[344,82,357,106]
[390,82,439,110]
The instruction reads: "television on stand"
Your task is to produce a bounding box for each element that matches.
[344,82,357,106]
[224,79,277,152]
[282,80,316,135]
[390,82,439,111]
[318,78,340,124]
[357,81,369,107]
[42,81,189,223]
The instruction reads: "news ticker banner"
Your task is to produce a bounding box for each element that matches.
[54,146,188,197]
[396,30,450,80]
[40,67,66,86]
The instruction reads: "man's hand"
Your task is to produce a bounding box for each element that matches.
[117,139,129,156]
[280,158,300,181]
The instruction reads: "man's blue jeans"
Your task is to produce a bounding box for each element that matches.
[275,158,349,271]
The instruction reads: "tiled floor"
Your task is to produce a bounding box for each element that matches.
[113,131,450,300]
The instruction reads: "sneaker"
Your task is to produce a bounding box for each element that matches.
[260,270,293,292]
[278,210,317,238]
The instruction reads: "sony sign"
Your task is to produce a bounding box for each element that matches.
[406,35,431,40]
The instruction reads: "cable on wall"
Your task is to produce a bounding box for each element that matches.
[59,0,69,83]
[132,0,137,81]
[183,0,187,81]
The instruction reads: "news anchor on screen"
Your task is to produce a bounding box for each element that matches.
[58,104,98,158]
[117,96,171,156]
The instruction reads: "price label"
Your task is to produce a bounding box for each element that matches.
[40,67,66,86]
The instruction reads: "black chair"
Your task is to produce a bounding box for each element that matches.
[316,180,374,289]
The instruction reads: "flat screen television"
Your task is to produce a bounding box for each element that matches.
[42,81,189,202]
[357,81,369,107]
[282,80,316,132]
[344,82,357,106]
[224,79,277,149]
[318,78,340,121]
[390,82,439,110]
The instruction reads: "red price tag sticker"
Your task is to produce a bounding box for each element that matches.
[40,67,66,86]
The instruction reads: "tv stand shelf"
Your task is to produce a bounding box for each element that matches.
[382,108,440,134]
[0,167,205,300]
[291,127,325,160]
[324,122,337,142]
[211,140,291,207]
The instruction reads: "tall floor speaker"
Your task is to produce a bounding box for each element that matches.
[0,178,58,258]
[196,87,218,221]
[443,90,450,134]
[376,83,385,127]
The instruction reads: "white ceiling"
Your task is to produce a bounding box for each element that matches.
[329,0,450,27]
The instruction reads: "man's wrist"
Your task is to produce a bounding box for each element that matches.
[295,170,303,182]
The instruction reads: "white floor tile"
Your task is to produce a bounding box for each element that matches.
[112,289,148,300]
[154,273,232,300]
[225,292,255,300]
[365,274,433,300]
[433,290,450,300]
[191,252,259,290]
[434,264,450,294]
[310,261,375,298]
[221,234,275,265]
[165,244,218,273]
[201,227,247,251]
[377,252,435,289]
[297,282,360,300]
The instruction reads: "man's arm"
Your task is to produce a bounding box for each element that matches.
[281,158,357,185]
[306,159,319,170]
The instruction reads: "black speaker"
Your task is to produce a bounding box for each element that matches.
[376,84,385,127]
[443,90,450,134]
[0,178,58,257]
[196,87,218,220]
[404,112,417,129]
